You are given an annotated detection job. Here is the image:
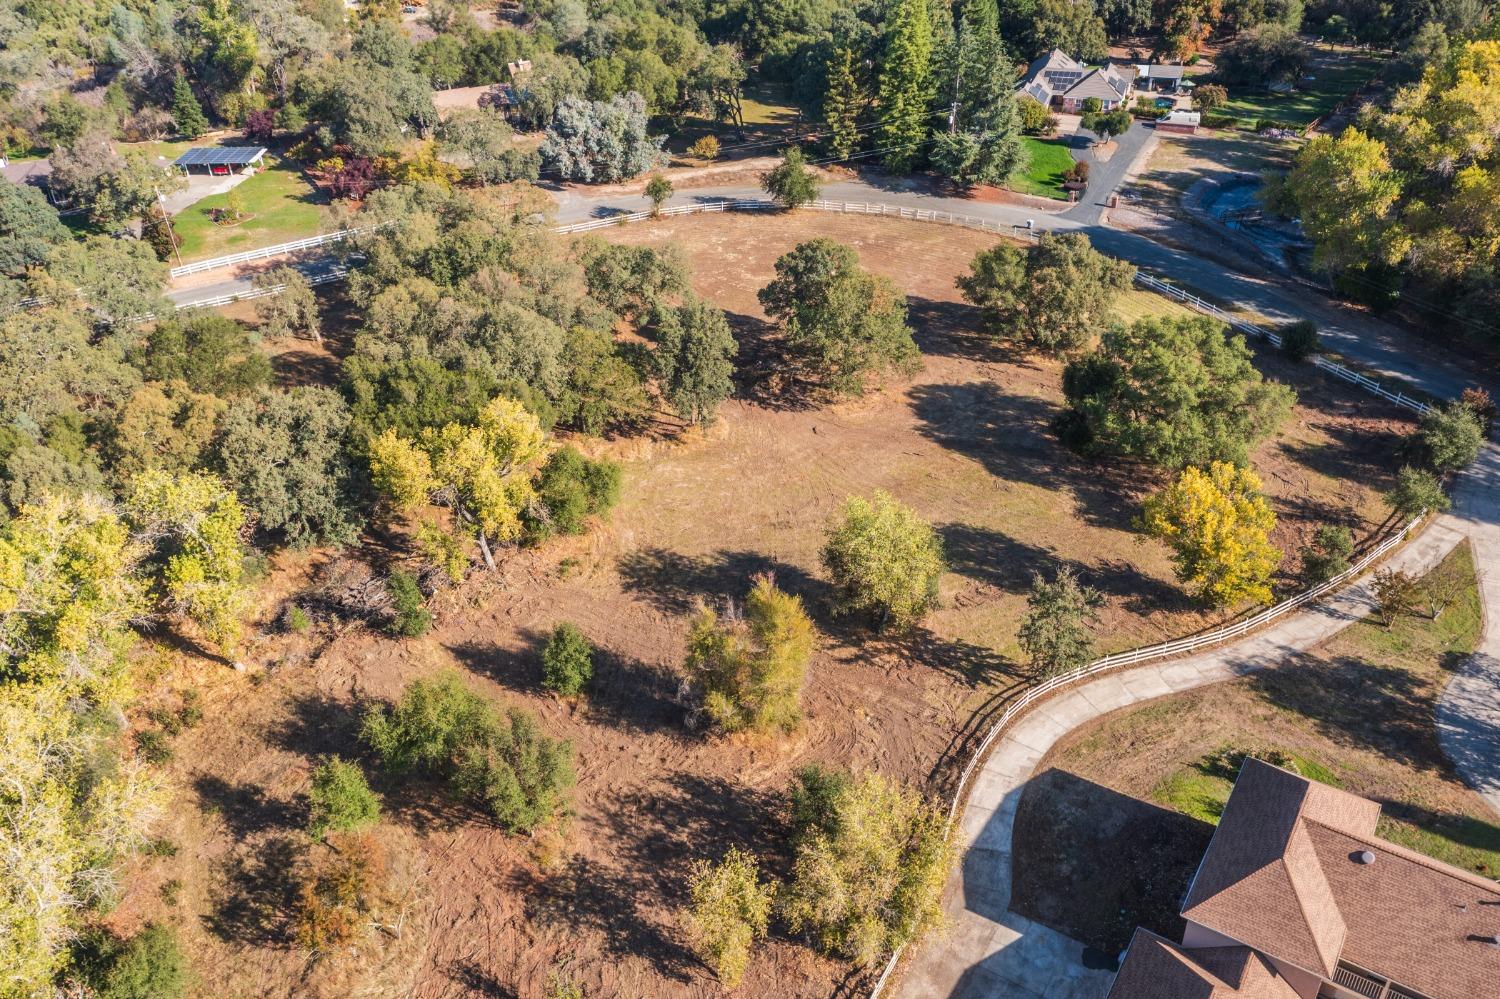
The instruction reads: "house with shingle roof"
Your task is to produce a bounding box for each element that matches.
[1108,758,1500,999]
[1017,49,1135,112]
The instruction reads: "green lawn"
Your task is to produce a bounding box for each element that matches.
[172,156,328,262]
[1009,137,1075,199]
[1218,45,1385,127]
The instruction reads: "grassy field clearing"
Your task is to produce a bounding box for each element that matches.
[1013,543,1495,954]
[1011,137,1076,199]
[1218,44,1385,126]
[172,156,327,261]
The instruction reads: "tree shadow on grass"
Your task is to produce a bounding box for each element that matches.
[206,834,304,947]
[446,635,548,696]
[587,647,686,736]
[266,690,364,759]
[616,547,826,616]
[1247,654,1444,773]
[193,774,304,838]
[908,381,1154,532]
[873,628,1018,689]
[443,962,520,998]
[1277,419,1411,493]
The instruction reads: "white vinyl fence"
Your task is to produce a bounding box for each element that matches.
[167,224,384,278]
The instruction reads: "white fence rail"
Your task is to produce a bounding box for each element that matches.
[867,508,1425,999]
[170,264,352,311]
[167,224,383,278]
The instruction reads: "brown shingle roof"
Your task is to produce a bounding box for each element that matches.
[1108,929,1301,999]
[1180,759,1500,999]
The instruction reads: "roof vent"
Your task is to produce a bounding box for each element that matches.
[1355,850,1376,865]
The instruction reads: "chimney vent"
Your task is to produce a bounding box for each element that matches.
[1355,850,1376,865]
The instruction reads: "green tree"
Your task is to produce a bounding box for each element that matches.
[823,48,864,160]
[1081,107,1132,144]
[1017,566,1103,677]
[1280,319,1320,361]
[91,924,190,999]
[760,146,821,209]
[758,239,919,395]
[780,770,953,966]
[958,234,1135,355]
[1027,0,1109,61]
[1420,400,1485,473]
[436,109,540,185]
[107,381,225,483]
[821,491,944,629]
[687,848,776,988]
[685,575,816,733]
[171,74,209,138]
[1194,82,1228,112]
[876,0,936,171]
[133,313,272,398]
[0,183,70,277]
[645,174,673,216]
[542,622,594,696]
[35,236,169,325]
[525,446,623,542]
[1282,129,1407,274]
[1300,524,1353,585]
[368,396,551,571]
[650,295,738,424]
[540,92,663,182]
[1061,316,1296,469]
[1139,461,1281,607]
[254,267,322,343]
[452,705,575,832]
[308,756,382,838]
[933,0,1027,186]
[215,387,363,547]
[1387,465,1450,517]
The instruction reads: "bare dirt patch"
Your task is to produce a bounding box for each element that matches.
[114,211,1416,998]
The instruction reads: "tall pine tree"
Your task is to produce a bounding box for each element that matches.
[823,48,863,161]
[171,73,209,138]
[877,0,935,173]
[932,0,1027,186]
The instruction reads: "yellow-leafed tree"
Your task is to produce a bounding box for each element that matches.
[1139,461,1281,607]
[369,396,551,570]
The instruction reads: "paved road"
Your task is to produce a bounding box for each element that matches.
[896,509,1472,999]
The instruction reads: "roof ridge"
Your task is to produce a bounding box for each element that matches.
[1306,816,1500,894]
[1279,820,1346,975]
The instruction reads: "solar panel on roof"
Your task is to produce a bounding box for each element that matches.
[173,146,266,167]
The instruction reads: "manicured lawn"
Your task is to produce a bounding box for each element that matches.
[1217,45,1385,126]
[1015,543,1498,953]
[1009,137,1076,199]
[172,156,328,262]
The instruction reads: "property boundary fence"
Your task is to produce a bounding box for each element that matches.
[167,224,383,278]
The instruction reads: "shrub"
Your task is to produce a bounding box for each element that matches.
[822,492,944,630]
[74,924,190,999]
[542,623,593,697]
[760,146,820,209]
[1420,401,1485,473]
[1372,568,1420,629]
[295,832,388,951]
[1200,112,1238,129]
[685,575,815,733]
[525,447,623,543]
[1017,96,1054,135]
[645,174,673,215]
[385,570,431,638]
[1280,319,1320,361]
[453,707,575,832]
[363,673,574,831]
[1460,387,1495,427]
[779,770,953,967]
[1139,462,1281,607]
[284,605,312,633]
[1194,83,1228,112]
[308,756,382,838]
[1386,465,1450,517]
[1300,525,1354,585]
[687,848,776,987]
[687,135,721,161]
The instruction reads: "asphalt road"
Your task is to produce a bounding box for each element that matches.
[170,124,1488,401]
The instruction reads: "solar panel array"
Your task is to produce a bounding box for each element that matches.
[173,146,266,167]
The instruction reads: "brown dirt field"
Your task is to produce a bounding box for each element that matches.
[1012,544,1497,955]
[111,212,1418,999]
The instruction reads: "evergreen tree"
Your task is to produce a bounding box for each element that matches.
[170,74,209,139]
[933,0,1028,186]
[824,47,863,161]
[877,0,935,172]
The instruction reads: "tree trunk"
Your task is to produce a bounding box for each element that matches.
[476,530,497,572]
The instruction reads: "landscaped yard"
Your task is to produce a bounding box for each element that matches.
[1217,44,1385,126]
[171,155,328,261]
[1010,136,1076,199]
[1013,542,1496,955]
